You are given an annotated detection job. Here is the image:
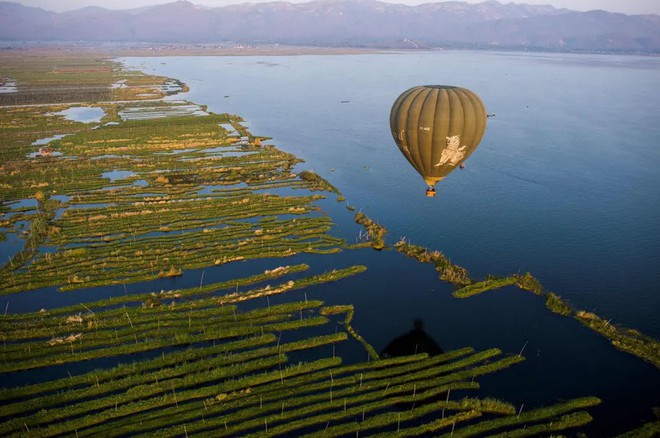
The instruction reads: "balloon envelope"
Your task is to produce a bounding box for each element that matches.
[390,85,487,191]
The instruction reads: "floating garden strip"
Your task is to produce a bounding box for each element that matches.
[438,396,601,437]
[453,276,518,298]
[487,411,595,437]
[1,311,290,356]
[0,332,345,422]
[1,355,290,436]
[354,211,388,250]
[395,237,660,369]
[0,312,329,374]
[0,334,276,404]
[341,305,379,360]
[215,265,368,305]
[2,299,322,343]
[1,263,309,321]
[309,396,514,438]
[68,358,342,437]
[573,311,660,368]
[118,369,480,437]
[4,221,341,293]
[0,348,287,426]
[196,348,500,429]
[247,347,475,400]
[235,381,469,437]
[372,411,483,437]
[394,239,472,286]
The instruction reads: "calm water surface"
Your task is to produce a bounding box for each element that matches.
[125,51,660,335]
[118,51,660,434]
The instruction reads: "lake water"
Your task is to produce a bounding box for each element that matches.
[118,51,659,434]
[51,106,105,123]
[125,51,660,335]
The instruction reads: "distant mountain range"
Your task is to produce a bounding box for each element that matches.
[1,0,659,53]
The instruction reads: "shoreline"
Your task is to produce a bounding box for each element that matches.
[2,43,659,58]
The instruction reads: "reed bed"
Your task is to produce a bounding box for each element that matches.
[394,239,471,285]
[453,276,518,298]
[396,236,660,369]
[354,212,388,250]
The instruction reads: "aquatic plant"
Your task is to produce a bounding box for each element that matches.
[453,276,517,298]
[354,212,388,250]
[394,239,471,285]
[545,292,572,315]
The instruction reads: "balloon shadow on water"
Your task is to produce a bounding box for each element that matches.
[378,319,446,422]
[380,319,444,358]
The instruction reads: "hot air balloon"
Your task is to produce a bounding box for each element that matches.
[390,85,487,197]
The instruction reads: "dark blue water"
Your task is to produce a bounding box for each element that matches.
[119,51,660,434]
[125,51,660,338]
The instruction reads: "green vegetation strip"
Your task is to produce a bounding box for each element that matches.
[2,334,347,432]
[0,334,276,404]
[439,397,601,437]
[453,276,518,298]
[397,237,660,369]
[394,239,471,286]
[354,211,387,250]
[615,420,660,438]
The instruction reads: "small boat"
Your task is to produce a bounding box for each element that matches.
[340,100,350,103]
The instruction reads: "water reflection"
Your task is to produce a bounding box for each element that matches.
[380,319,443,358]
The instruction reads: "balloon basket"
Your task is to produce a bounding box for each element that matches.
[425,188,437,198]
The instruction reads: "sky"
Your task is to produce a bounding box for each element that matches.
[14,0,660,15]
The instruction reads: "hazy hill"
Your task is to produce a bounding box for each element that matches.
[1,0,659,52]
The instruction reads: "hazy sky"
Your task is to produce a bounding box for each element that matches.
[15,0,660,15]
